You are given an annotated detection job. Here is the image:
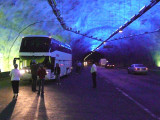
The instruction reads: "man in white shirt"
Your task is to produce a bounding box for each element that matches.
[10,64,20,99]
[90,61,97,88]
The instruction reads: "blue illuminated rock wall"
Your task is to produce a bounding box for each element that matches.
[0,0,159,71]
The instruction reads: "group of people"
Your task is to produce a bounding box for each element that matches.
[9,61,61,99]
[9,60,97,99]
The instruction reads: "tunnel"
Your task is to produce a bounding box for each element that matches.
[0,0,160,120]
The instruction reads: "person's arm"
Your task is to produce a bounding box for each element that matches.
[18,70,21,77]
[44,69,47,75]
[91,66,93,73]
[9,70,12,77]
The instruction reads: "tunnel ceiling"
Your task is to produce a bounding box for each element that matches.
[0,0,160,71]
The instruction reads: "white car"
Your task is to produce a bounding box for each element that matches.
[128,64,148,74]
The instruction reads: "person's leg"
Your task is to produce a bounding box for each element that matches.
[58,75,60,84]
[92,73,96,88]
[32,75,34,91]
[11,81,16,97]
[38,79,41,94]
[41,79,45,94]
[14,81,19,98]
[17,81,19,96]
[33,75,37,91]
[56,75,59,85]
[94,73,97,88]
[34,76,37,91]
[92,73,95,88]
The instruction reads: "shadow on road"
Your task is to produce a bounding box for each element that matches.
[0,99,17,120]
[38,96,48,120]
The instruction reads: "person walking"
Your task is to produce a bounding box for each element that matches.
[91,61,97,88]
[10,64,20,99]
[37,64,46,96]
[31,60,38,92]
[54,63,61,85]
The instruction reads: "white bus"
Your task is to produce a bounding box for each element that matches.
[14,35,72,80]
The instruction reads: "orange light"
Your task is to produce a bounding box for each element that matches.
[119,30,123,33]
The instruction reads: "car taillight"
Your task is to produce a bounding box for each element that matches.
[135,68,138,70]
[137,68,140,70]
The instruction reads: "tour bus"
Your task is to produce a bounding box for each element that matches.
[14,35,72,80]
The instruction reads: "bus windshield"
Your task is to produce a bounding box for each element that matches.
[20,37,51,52]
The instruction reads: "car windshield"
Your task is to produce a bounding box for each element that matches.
[134,64,145,67]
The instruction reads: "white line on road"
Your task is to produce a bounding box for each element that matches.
[115,87,160,120]
[104,79,160,120]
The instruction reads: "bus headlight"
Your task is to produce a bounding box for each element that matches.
[20,70,25,74]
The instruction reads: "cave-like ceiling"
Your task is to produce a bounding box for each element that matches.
[0,0,159,71]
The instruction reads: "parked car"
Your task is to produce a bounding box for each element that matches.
[105,63,115,69]
[128,64,148,74]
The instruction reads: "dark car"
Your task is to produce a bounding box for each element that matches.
[128,64,148,74]
[105,63,115,69]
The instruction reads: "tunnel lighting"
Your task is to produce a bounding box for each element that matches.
[119,30,123,33]
[119,26,123,29]
[20,70,25,74]
[139,6,146,12]
[130,15,136,20]
[124,21,128,24]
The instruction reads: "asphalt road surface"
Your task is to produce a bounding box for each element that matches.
[0,67,159,120]
[98,66,160,119]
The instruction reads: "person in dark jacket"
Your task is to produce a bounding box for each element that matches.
[37,64,46,96]
[54,63,61,85]
[30,60,38,92]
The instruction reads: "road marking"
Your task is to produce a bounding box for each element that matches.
[116,87,160,120]
[104,79,160,120]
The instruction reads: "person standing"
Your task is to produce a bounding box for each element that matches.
[54,63,61,85]
[10,64,20,99]
[31,60,38,92]
[37,64,46,96]
[91,61,97,88]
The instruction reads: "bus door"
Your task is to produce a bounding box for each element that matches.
[51,57,55,72]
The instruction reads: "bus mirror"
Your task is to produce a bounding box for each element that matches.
[13,59,16,65]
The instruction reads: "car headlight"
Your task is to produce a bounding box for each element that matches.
[20,70,25,74]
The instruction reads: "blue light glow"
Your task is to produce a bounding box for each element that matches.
[0,0,159,71]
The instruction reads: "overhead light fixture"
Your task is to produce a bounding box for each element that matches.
[119,30,123,33]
